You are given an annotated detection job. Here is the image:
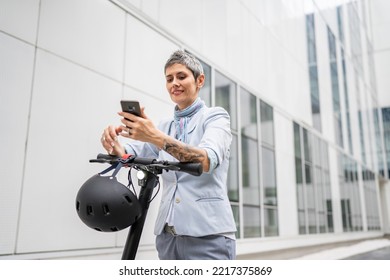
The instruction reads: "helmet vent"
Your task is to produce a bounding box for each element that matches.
[102,204,110,216]
[94,228,102,232]
[110,227,119,232]
[76,201,80,212]
[86,205,94,216]
[124,195,133,205]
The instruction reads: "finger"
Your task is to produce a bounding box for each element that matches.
[119,126,132,139]
[101,126,118,153]
[108,126,119,142]
[101,137,113,153]
[118,111,137,122]
[120,117,136,130]
[140,107,148,119]
[102,128,114,148]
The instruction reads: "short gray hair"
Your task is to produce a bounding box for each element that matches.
[164,50,204,80]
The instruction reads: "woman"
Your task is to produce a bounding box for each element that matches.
[101,50,236,260]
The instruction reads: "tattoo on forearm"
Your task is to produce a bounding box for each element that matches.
[163,140,205,163]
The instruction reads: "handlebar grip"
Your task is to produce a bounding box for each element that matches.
[97,153,118,160]
[171,162,203,177]
[89,153,119,164]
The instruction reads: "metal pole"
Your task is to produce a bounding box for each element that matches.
[121,172,158,260]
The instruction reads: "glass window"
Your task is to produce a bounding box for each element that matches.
[199,59,211,107]
[328,27,344,148]
[243,206,261,238]
[341,48,353,154]
[260,100,278,236]
[215,71,237,130]
[362,168,381,231]
[338,154,363,232]
[214,71,239,204]
[231,205,240,238]
[295,158,303,184]
[242,137,260,205]
[260,101,274,147]
[241,88,257,133]
[298,210,306,234]
[294,123,302,158]
[306,14,317,64]
[303,129,311,162]
[262,147,277,206]
[294,123,333,235]
[306,13,322,132]
[241,88,260,206]
[207,61,282,239]
[337,6,345,44]
[264,208,278,236]
[383,108,390,178]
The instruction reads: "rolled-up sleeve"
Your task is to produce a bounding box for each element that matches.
[204,147,219,173]
[198,107,232,173]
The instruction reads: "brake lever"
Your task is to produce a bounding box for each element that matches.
[148,163,181,171]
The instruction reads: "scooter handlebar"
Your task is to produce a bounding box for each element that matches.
[93,154,203,176]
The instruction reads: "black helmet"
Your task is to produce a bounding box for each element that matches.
[76,174,141,232]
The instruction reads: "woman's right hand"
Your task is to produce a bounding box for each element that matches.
[100,125,126,157]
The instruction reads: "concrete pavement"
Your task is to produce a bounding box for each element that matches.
[293,238,390,260]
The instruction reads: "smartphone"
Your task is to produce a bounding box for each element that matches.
[120,100,141,117]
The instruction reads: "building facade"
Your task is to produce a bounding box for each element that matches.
[1,0,389,259]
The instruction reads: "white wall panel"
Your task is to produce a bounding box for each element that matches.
[0,33,35,255]
[139,0,160,21]
[249,22,267,94]
[225,2,266,94]
[38,0,126,81]
[285,54,311,123]
[159,0,203,51]
[274,112,298,236]
[374,51,390,107]
[264,32,285,102]
[16,50,122,253]
[225,0,244,81]
[240,9,265,94]
[124,15,179,99]
[372,22,390,52]
[370,0,390,26]
[121,0,142,9]
[283,16,307,70]
[258,0,287,29]
[0,0,40,44]
[202,0,228,69]
[242,0,265,24]
[263,30,312,124]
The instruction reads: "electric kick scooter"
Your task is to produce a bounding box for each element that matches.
[76,153,202,260]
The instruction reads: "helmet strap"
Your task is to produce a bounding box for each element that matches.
[99,162,123,178]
